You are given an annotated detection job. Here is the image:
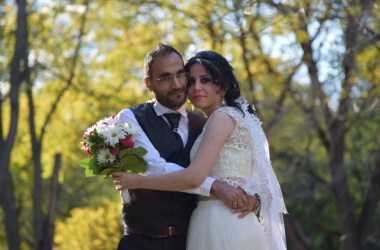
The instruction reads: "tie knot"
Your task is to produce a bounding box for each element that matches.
[163,112,181,132]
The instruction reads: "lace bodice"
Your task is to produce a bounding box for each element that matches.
[190,107,252,187]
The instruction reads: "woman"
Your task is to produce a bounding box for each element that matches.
[113,51,287,250]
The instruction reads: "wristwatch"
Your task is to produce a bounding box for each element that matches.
[253,193,261,215]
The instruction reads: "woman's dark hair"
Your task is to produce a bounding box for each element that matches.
[185,50,244,115]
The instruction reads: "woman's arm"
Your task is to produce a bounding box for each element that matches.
[112,111,236,191]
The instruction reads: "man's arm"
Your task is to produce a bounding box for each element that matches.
[117,108,214,196]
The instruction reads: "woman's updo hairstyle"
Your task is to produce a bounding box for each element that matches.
[185,50,243,114]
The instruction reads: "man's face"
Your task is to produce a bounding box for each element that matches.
[144,53,187,110]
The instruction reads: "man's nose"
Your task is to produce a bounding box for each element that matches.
[171,76,182,88]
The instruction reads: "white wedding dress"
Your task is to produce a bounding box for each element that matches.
[186,106,270,250]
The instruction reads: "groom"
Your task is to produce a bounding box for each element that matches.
[115,44,256,250]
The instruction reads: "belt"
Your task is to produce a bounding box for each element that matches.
[126,226,181,238]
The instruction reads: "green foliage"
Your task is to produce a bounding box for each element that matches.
[1,0,379,249]
[79,147,147,177]
[54,200,122,250]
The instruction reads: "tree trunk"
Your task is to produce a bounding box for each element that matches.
[0,169,21,250]
[284,215,315,250]
[0,0,28,249]
[26,75,43,250]
[330,6,361,250]
[329,126,360,250]
[40,154,61,250]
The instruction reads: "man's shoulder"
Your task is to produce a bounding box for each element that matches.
[130,101,154,111]
[186,110,205,118]
[186,110,207,124]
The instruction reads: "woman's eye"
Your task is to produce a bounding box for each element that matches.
[187,78,196,85]
[201,77,213,83]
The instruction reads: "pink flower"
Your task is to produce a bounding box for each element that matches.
[112,147,120,156]
[120,136,135,148]
[86,148,92,157]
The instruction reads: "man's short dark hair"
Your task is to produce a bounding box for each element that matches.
[144,43,184,77]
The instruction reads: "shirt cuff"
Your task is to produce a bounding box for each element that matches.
[183,176,215,196]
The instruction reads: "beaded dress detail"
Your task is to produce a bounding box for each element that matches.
[190,107,252,188]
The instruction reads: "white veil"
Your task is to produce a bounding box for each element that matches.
[238,96,288,250]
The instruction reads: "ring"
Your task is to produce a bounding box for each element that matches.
[233,202,238,205]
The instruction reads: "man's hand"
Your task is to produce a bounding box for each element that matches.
[210,180,248,209]
[231,187,259,218]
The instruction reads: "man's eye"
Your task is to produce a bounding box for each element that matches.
[161,75,172,81]
[176,72,188,79]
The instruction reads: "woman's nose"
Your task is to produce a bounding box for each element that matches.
[194,80,202,90]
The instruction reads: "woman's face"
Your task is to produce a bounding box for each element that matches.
[187,63,223,116]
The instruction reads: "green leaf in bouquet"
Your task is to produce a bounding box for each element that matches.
[119,155,147,173]
[79,158,90,168]
[99,167,120,177]
[79,158,95,177]
[119,147,147,173]
[119,147,147,159]
[85,166,95,177]
[89,157,102,175]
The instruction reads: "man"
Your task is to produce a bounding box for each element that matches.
[115,44,258,250]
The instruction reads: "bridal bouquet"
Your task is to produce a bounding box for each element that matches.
[79,115,147,177]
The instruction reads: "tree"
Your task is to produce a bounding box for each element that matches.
[1,1,90,249]
[265,1,380,249]
[0,1,28,249]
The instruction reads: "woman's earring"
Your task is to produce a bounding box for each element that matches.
[220,97,226,106]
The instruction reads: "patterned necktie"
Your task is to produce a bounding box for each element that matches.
[163,112,181,133]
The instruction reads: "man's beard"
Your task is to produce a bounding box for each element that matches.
[155,89,187,110]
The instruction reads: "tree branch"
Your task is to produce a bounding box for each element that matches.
[39,1,89,142]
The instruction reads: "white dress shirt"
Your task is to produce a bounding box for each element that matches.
[154,102,189,145]
[117,101,215,202]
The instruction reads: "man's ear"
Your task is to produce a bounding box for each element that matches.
[144,77,153,92]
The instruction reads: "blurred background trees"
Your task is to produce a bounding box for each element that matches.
[0,0,379,249]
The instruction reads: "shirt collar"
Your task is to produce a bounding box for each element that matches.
[153,100,187,118]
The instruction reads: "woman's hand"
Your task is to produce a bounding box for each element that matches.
[112,172,141,190]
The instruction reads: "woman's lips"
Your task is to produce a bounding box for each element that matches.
[191,95,204,100]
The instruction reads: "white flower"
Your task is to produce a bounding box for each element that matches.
[101,116,119,127]
[100,124,126,146]
[84,124,97,136]
[97,148,116,163]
